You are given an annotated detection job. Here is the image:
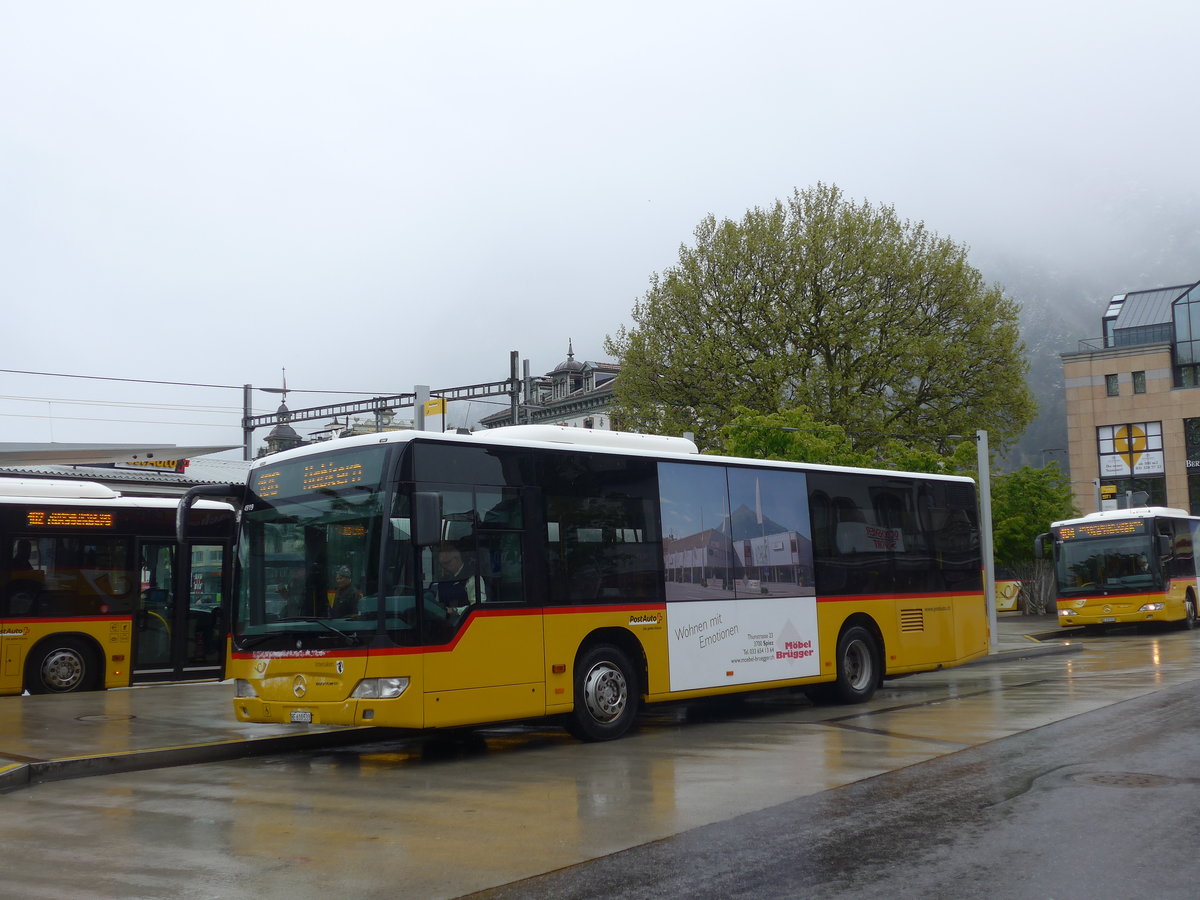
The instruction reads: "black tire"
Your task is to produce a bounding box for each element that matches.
[829,625,879,704]
[1182,592,1198,630]
[566,643,640,741]
[26,638,98,694]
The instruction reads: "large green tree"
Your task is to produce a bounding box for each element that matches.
[606,183,1036,451]
[719,406,978,474]
[990,463,1077,568]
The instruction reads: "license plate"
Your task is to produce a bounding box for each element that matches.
[290,710,313,724]
[1102,617,1116,623]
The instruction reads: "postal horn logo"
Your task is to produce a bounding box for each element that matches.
[292,674,307,699]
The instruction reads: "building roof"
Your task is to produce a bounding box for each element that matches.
[1108,283,1196,329]
[551,340,585,375]
[0,443,239,466]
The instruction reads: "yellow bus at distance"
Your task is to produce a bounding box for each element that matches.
[1038,507,1200,630]
[0,478,235,695]
[211,425,987,741]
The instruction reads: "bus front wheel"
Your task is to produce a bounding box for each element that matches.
[1183,592,1198,630]
[829,625,879,704]
[27,638,99,694]
[567,643,640,742]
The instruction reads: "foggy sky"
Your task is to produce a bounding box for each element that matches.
[3,1,1198,453]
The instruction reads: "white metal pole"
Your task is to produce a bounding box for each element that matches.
[977,428,998,651]
[415,385,429,431]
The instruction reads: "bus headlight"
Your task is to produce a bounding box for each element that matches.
[234,679,259,698]
[1138,602,1165,612]
[351,677,410,699]
[1059,609,1077,617]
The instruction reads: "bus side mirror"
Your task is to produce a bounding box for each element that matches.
[413,492,443,547]
[1034,533,1049,560]
[1159,534,1172,558]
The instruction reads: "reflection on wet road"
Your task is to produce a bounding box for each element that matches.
[3,628,1199,900]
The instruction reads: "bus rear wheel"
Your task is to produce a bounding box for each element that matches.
[829,625,879,704]
[567,643,640,742]
[27,638,98,694]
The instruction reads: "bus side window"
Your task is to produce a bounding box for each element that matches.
[477,488,525,604]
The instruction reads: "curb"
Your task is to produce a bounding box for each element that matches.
[0,726,385,795]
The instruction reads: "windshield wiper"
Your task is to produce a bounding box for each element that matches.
[237,618,363,648]
[284,616,363,645]
[236,633,281,649]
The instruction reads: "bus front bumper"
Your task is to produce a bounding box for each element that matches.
[1058,601,1173,628]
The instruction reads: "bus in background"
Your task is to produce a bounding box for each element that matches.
[1037,507,1200,631]
[0,478,235,694]
[188,425,987,741]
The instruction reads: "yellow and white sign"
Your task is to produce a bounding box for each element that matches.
[1098,422,1163,476]
[423,398,446,433]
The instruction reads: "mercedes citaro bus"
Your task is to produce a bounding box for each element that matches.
[182,425,988,740]
[1038,507,1200,631]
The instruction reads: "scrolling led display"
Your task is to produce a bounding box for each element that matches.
[26,510,115,528]
[1056,519,1146,541]
[251,449,384,501]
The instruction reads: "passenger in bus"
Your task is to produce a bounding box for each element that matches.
[277,566,309,618]
[10,539,34,572]
[329,565,361,617]
[433,542,486,613]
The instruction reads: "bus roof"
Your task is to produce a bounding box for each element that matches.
[0,476,232,511]
[0,477,121,500]
[251,425,977,485]
[1051,507,1194,528]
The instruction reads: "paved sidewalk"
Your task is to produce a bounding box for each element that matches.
[0,612,1077,795]
[0,681,376,794]
[988,610,1079,657]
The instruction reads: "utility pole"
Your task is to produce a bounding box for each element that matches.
[509,350,520,425]
[242,384,253,460]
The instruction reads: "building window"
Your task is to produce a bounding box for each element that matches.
[1102,477,1167,509]
[1177,365,1200,388]
[1132,371,1146,394]
[1098,422,1164,481]
[1105,374,1119,396]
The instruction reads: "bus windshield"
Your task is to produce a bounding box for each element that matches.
[1054,529,1159,595]
[235,447,395,651]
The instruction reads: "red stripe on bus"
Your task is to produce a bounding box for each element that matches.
[4,616,134,624]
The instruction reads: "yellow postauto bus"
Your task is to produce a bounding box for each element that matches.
[0,477,234,694]
[1038,507,1200,631]
[185,425,988,741]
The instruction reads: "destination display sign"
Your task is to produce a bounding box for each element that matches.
[1055,519,1146,541]
[25,509,115,528]
[251,448,386,500]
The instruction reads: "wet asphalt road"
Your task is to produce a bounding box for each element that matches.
[2,625,1198,899]
[474,677,1200,900]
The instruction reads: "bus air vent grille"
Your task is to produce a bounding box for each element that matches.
[899,609,925,632]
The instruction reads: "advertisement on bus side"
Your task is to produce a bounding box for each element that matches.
[666,596,820,691]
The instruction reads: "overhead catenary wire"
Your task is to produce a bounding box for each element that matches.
[0,411,242,428]
[0,367,391,395]
[0,394,242,414]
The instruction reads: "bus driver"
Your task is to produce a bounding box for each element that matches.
[433,543,485,613]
